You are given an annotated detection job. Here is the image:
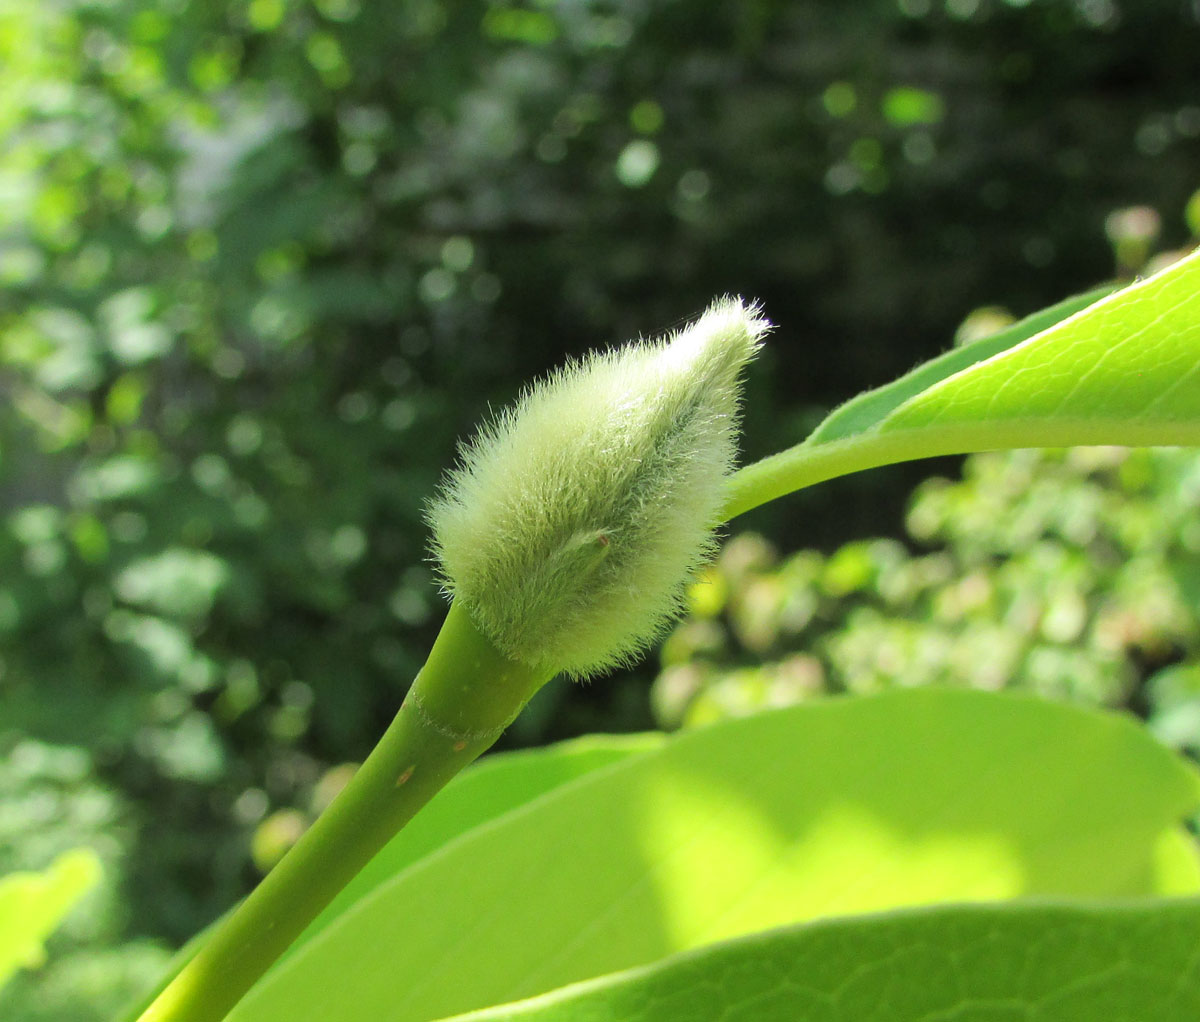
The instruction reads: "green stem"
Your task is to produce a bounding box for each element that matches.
[721,432,924,521]
[720,418,1200,522]
[136,601,553,1022]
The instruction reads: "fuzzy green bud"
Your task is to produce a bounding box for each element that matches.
[428,297,769,679]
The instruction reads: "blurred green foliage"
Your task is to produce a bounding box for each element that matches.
[1,0,1199,1015]
[0,850,100,990]
[0,742,169,1019]
[655,447,1200,749]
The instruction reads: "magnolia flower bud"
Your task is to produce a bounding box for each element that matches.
[428,297,769,679]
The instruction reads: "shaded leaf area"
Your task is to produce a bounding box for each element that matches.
[117,735,663,1021]
[285,733,663,958]
[450,898,1200,1022]
[232,690,1199,1022]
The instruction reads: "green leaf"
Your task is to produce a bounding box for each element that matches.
[230,690,1200,1022]
[447,898,1200,1022]
[285,733,663,958]
[118,735,661,1022]
[725,249,1200,518]
[883,256,1200,441]
[0,848,102,992]
[808,287,1114,446]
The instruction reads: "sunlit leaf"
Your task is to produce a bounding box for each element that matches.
[807,287,1113,446]
[725,249,1200,518]
[232,690,1200,1022]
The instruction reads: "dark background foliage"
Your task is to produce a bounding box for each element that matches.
[1,0,1198,1016]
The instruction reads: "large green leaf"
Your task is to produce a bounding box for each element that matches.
[231,690,1200,1022]
[117,735,660,1022]
[447,898,1200,1022]
[286,733,663,957]
[724,248,1200,518]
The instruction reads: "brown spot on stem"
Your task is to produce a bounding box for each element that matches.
[452,740,467,752]
[396,765,415,786]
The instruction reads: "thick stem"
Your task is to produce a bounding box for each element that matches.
[136,602,554,1022]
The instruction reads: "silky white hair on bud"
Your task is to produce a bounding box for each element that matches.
[427,297,770,680]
